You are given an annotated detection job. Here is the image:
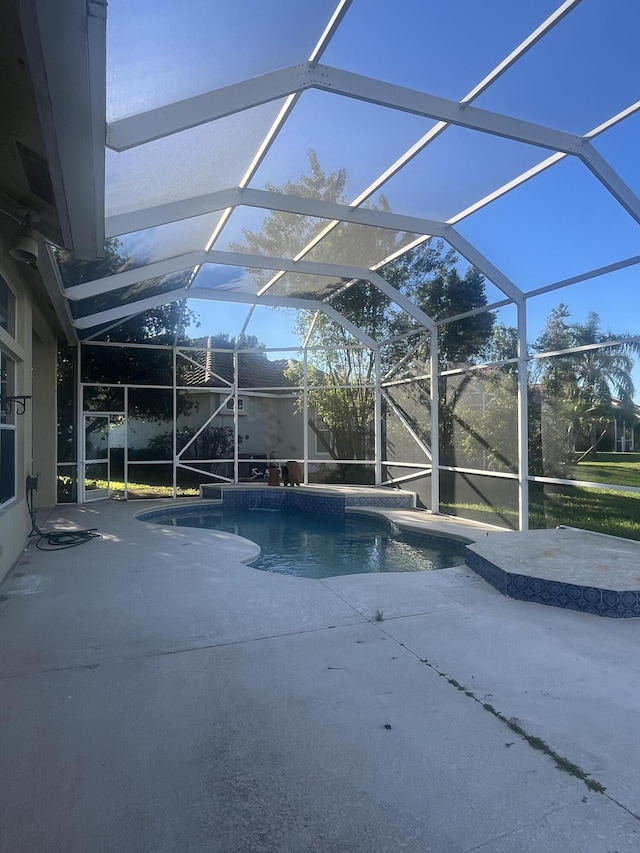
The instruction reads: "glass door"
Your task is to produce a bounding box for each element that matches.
[83,415,110,501]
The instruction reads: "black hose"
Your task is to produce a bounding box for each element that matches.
[27,486,102,551]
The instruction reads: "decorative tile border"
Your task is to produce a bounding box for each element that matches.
[139,488,414,521]
[200,485,222,499]
[222,490,346,515]
[465,549,640,618]
[215,488,414,515]
[344,494,415,509]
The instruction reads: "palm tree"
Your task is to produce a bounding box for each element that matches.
[569,313,640,456]
[535,308,640,461]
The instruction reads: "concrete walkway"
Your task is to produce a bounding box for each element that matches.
[1,500,639,852]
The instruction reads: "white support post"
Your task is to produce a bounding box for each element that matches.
[517,301,529,531]
[430,332,439,513]
[303,348,309,485]
[76,342,83,503]
[233,350,239,484]
[374,347,382,486]
[172,347,177,498]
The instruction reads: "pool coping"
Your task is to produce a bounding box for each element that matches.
[135,500,473,574]
[135,500,261,566]
[136,496,640,618]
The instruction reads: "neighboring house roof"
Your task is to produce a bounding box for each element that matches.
[180,339,298,389]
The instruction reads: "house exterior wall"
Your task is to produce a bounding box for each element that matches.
[176,391,306,465]
[0,258,58,582]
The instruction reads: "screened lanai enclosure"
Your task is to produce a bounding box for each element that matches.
[33,0,639,535]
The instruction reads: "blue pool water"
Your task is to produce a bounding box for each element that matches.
[151,508,467,579]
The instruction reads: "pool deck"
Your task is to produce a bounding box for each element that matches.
[352,507,640,618]
[2,498,640,851]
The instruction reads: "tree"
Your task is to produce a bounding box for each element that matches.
[232,152,497,485]
[533,305,640,469]
[233,151,411,481]
[569,313,640,456]
[57,239,200,463]
[386,258,495,470]
[454,367,519,473]
[234,152,497,484]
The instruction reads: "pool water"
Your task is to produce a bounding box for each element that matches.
[155,508,467,579]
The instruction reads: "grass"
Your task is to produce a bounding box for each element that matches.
[443,488,640,541]
[569,454,640,488]
[438,454,640,540]
[530,484,640,540]
[71,477,199,501]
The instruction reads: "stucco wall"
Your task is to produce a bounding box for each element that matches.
[0,258,58,583]
[31,332,57,508]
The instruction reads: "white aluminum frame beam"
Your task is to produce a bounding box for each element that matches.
[579,141,640,226]
[73,285,379,349]
[64,249,433,303]
[381,389,432,461]
[106,63,640,238]
[442,230,523,303]
[368,272,436,331]
[73,288,193,329]
[103,187,523,306]
[107,64,584,156]
[525,254,640,300]
[460,0,584,104]
[449,102,640,227]
[65,251,439,336]
[105,186,448,240]
[309,0,354,66]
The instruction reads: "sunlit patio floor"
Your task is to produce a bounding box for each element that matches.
[2,499,640,852]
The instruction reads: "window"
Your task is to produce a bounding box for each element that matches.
[314,415,332,456]
[0,352,16,505]
[0,275,16,337]
[225,397,245,412]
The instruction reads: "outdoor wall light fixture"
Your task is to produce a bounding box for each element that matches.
[9,211,39,264]
[0,395,32,416]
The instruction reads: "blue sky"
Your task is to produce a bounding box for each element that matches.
[106,0,640,390]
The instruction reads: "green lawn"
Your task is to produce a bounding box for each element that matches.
[442,487,640,541]
[442,454,640,540]
[59,475,200,502]
[568,453,640,488]
[106,480,199,500]
[529,484,640,541]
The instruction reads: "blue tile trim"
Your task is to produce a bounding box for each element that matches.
[465,550,640,618]
[219,490,411,514]
[139,488,412,521]
[345,495,414,509]
[200,485,222,499]
[221,489,346,516]
[464,550,507,595]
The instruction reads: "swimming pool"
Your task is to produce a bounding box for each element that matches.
[145,507,467,579]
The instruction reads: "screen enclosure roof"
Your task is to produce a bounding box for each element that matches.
[22,0,640,344]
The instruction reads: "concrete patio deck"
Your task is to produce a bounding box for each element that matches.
[2,499,640,852]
